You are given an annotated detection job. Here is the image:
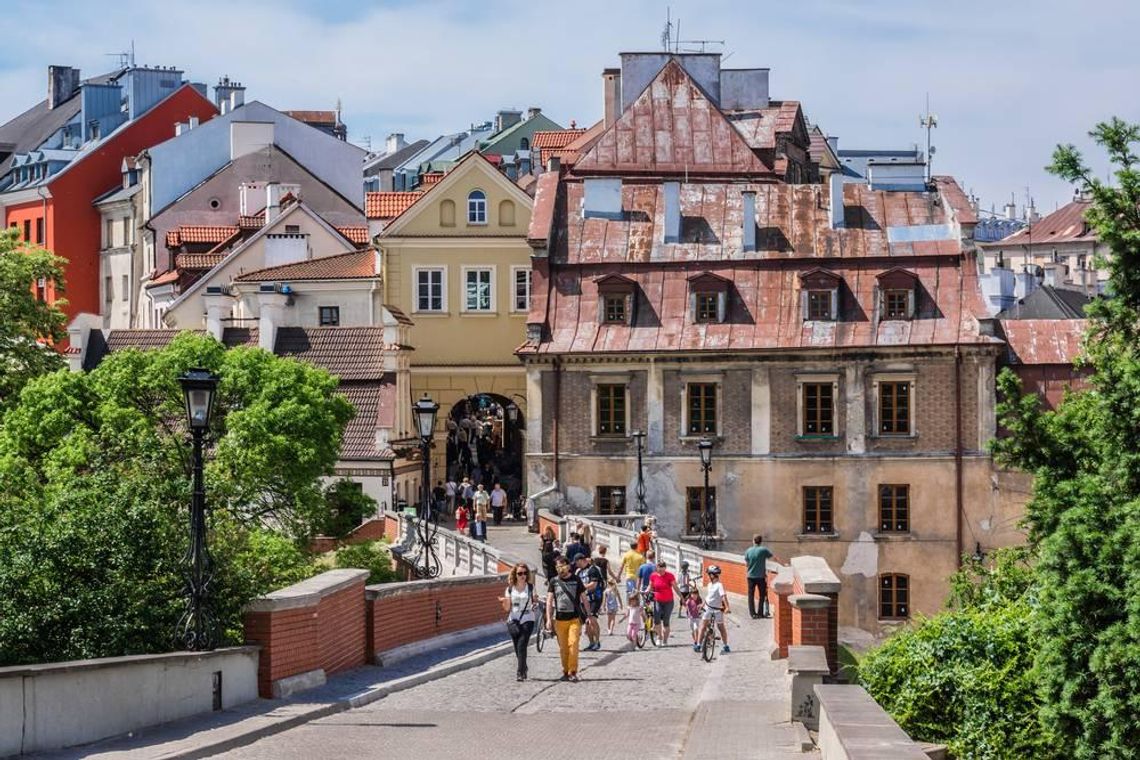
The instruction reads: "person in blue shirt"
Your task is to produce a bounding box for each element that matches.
[636,549,657,593]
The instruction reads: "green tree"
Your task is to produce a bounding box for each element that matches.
[333,541,397,585]
[990,118,1140,758]
[0,228,67,409]
[0,332,352,664]
[319,479,378,538]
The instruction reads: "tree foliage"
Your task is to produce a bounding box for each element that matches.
[0,332,354,664]
[320,479,378,538]
[333,541,397,585]
[0,228,67,409]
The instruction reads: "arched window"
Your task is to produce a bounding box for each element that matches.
[520,137,530,150]
[440,199,456,227]
[467,190,487,224]
[499,199,516,227]
[879,573,909,619]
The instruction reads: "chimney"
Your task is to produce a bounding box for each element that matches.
[47,65,80,110]
[386,133,406,154]
[495,110,522,132]
[546,155,561,174]
[230,89,244,111]
[214,76,245,114]
[663,181,681,244]
[829,173,845,229]
[603,68,621,129]
[1004,200,1017,220]
[1042,263,1062,288]
[265,182,283,224]
[175,122,185,137]
[741,191,757,252]
[257,284,289,353]
[188,116,199,129]
[527,107,541,121]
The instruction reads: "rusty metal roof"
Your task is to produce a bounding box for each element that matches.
[573,60,772,177]
[999,319,1087,365]
[1000,199,1093,245]
[725,101,801,152]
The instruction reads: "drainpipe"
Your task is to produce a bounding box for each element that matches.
[552,355,561,485]
[954,345,964,568]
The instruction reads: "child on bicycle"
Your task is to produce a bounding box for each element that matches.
[626,588,644,645]
[685,587,703,644]
[603,579,623,635]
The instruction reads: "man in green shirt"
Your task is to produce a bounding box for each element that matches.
[744,534,780,618]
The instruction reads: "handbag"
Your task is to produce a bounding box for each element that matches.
[506,583,533,637]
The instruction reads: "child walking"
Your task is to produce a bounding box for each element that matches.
[685,588,703,644]
[603,579,623,635]
[626,589,644,645]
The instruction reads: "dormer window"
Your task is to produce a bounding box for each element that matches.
[876,268,919,321]
[596,273,637,326]
[800,268,842,322]
[687,271,731,324]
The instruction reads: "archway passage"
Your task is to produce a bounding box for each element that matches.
[446,392,525,506]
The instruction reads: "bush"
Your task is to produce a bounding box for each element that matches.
[319,479,377,538]
[334,541,398,585]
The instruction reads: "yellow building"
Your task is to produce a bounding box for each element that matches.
[377,152,533,502]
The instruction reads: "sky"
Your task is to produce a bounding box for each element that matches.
[2,0,1137,215]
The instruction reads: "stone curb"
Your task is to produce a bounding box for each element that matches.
[165,640,512,760]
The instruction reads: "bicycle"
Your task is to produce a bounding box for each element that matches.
[534,600,548,652]
[699,612,719,662]
[642,589,658,648]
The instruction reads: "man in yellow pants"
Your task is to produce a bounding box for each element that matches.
[546,556,589,682]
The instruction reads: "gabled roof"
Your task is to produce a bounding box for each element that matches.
[999,199,1094,245]
[234,249,376,282]
[532,129,588,151]
[166,226,240,247]
[362,139,431,173]
[365,191,423,219]
[573,59,771,177]
[284,110,337,125]
[996,285,1092,320]
[336,226,371,245]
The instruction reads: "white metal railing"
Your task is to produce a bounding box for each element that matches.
[385,510,506,578]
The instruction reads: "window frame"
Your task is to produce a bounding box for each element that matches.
[510,265,531,313]
[797,374,839,438]
[686,486,717,535]
[413,266,447,313]
[882,289,913,320]
[596,485,627,515]
[588,373,631,438]
[875,375,915,437]
[806,289,833,320]
[878,484,910,533]
[467,189,487,225]
[694,292,719,323]
[602,293,627,324]
[595,383,628,437]
[461,265,495,313]
[685,381,719,437]
[318,305,341,326]
[879,573,909,620]
[802,485,834,534]
[121,274,129,302]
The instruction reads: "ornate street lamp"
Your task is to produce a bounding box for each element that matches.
[631,430,647,516]
[177,368,219,651]
[411,393,441,578]
[697,438,715,550]
[611,487,625,515]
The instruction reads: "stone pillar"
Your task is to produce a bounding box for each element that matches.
[790,556,841,674]
[751,365,771,455]
[787,645,830,730]
[525,365,544,456]
[768,563,795,659]
[256,291,289,353]
[647,359,664,454]
[845,363,866,454]
[203,290,234,341]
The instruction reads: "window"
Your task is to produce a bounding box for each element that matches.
[883,289,911,320]
[520,137,530,150]
[284,224,301,234]
[121,218,130,246]
[464,267,493,311]
[24,220,32,242]
[603,294,626,324]
[105,219,113,247]
[695,293,718,323]
[596,384,627,436]
[512,266,531,312]
[806,290,832,320]
[879,381,911,435]
[802,382,834,436]
[687,383,717,435]
[121,274,128,302]
[35,218,44,244]
[686,487,717,534]
[597,486,626,515]
[879,485,909,533]
[880,574,909,619]
[803,486,833,533]
[415,268,445,312]
[104,276,113,303]
[467,190,487,224]
[319,306,340,326]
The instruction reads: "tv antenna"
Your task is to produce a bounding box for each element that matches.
[661,9,723,53]
[919,93,937,184]
[105,40,136,70]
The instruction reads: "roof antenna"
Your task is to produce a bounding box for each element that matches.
[919,93,938,185]
[661,8,673,52]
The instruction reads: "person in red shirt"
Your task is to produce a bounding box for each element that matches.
[455,502,469,535]
[648,559,683,645]
[636,525,653,555]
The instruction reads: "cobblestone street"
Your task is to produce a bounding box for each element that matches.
[223,591,810,759]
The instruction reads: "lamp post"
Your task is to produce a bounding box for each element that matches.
[177,368,219,651]
[697,438,714,550]
[411,393,441,578]
[611,487,625,515]
[631,430,647,517]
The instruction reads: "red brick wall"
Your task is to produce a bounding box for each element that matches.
[716,557,748,596]
[791,600,837,673]
[383,512,401,539]
[368,576,507,658]
[768,570,793,658]
[538,513,564,540]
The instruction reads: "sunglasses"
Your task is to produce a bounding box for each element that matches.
[518,570,529,575]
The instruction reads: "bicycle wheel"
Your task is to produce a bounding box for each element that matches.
[635,624,646,649]
[535,627,545,652]
[701,628,716,662]
[648,621,657,647]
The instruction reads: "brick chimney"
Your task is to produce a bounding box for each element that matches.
[603,68,621,129]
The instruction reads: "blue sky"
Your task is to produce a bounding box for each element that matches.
[3,0,1138,214]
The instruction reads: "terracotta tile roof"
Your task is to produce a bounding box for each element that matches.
[548,180,962,265]
[421,172,444,186]
[166,225,240,248]
[540,121,604,168]
[273,327,389,380]
[336,226,371,245]
[234,250,377,282]
[384,304,414,326]
[574,60,771,177]
[365,191,423,219]
[532,129,588,151]
[1000,319,1087,365]
[284,110,337,125]
[239,213,265,230]
[176,252,226,270]
[339,379,398,460]
[147,270,181,287]
[1000,199,1093,245]
[105,329,184,351]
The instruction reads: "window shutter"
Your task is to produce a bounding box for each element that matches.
[689,291,697,323]
[800,290,809,321]
[626,293,634,325]
[717,292,727,323]
[906,289,915,319]
[830,288,839,321]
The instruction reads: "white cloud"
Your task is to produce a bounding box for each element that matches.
[2,0,1137,212]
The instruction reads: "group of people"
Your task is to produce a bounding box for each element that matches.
[447,478,511,542]
[502,520,781,681]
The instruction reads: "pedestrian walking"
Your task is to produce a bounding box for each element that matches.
[432,481,446,519]
[445,477,458,514]
[744,534,780,618]
[575,552,604,651]
[562,532,586,565]
[636,549,657,593]
[635,523,653,555]
[694,565,731,654]
[578,521,594,553]
[546,556,589,682]
[626,588,644,645]
[455,502,470,535]
[593,544,614,583]
[684,588,703,644]
[539,526,559,581]
[473,485,490,541]
[490,482,508,526]
[648,559,682,645]
[503,563,537,681]
[619,541,645,597]
[603,579,623,635]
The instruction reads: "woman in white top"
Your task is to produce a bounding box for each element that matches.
[503,563,538,681]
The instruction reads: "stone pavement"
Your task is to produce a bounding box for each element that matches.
[223,594,811,760]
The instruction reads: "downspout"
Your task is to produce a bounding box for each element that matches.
[552,355,561,485]
[954,345,964,568]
